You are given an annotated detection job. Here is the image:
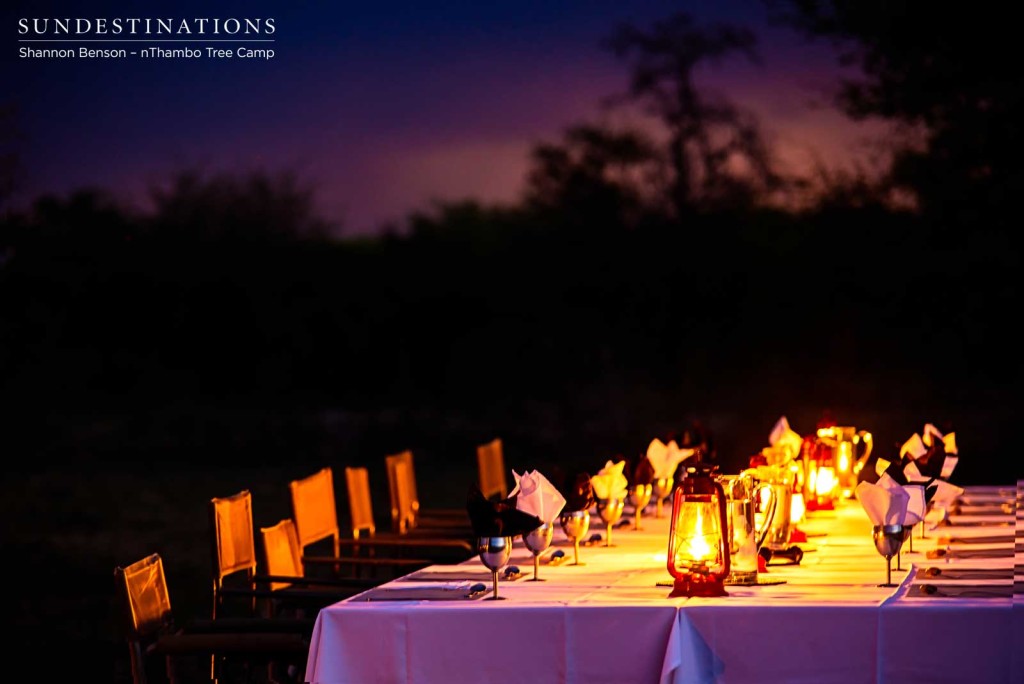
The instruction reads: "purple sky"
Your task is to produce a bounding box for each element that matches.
[5,1,886,236]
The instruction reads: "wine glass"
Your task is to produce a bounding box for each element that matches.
[522,522,554,581]
[872,524,906,587]
[653,477,674,518]
[477,536,513,600]
[596,495,625,547]
[559,510,590,566]
[630,484,653,530]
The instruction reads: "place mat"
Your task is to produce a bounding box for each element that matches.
[949,505,1014,515]
[399,569,523,582]
[938,519,1014,528]
[919,567,1013,581]
[936,535,1014,545]
[955,500,1014,508]
[910,583,1013,599]
[359,584,488,601]
[926,548,1014,560]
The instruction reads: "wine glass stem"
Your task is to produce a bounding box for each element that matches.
[533,555,540,581]
[573,539,580,565]
[657,499,663,518]
[908,533,913,553]
[492,570,499,600]
[635,509,641,530]
[886,557,891,586]
[606,523,613,547]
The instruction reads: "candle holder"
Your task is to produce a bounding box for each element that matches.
[666,463,730,598]
[804,434,839,511]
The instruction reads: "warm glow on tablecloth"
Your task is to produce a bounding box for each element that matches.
[305,485,1018,684]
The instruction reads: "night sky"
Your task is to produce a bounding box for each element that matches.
[4,0,881,236]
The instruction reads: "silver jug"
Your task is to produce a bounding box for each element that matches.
[718,472,774,584]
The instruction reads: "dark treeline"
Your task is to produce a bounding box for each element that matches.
[0,184,1016,479]
[0,6,1019,482]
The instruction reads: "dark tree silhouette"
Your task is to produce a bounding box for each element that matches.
[766,1,1023,228]
[0,103,20,216]
[603,12,783,216]
[524,124,665,229]
[147,169,334,242]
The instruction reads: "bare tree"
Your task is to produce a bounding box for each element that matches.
[525,124,666,229]
[766,0,1023,228]
[604,13,783,216]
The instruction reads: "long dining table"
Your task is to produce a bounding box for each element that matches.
[305,483,1022,684]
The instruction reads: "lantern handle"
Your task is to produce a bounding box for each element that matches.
[853,430,873,477]
[665,487,683,580]
[753,480,777,549]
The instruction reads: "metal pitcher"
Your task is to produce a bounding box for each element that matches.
[746,464,793,553]
[718,471,775,584]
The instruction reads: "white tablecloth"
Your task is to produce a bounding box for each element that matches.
[306,484,1021,684]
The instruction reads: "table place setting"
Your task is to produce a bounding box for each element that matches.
[465,483,546,600]
[397,566,525,583]
[304,418,1020,684]
[356,581,491,601]
[920,565,1013,581]
[510,468,567,581]
[907,581,1014,599]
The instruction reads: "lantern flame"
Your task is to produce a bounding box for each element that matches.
[837,442,852,474]
[790,492,805,523]
[686,507,714,560]
[813,467,837,496]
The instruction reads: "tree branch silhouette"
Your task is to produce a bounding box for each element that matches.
[603,12,783,217]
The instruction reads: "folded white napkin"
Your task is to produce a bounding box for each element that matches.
[922,423,944,446]
[942,432,957,455]
[923,477,964,531]
[903,460,929,482]
[856,479,910,526]
[923,424,959,471]
[940,455,959,479]
[510,470,567,525]
[928,479,964,506]
[646,439,693,479]
[768,415,803,459]
[591,460,629,500]
[902,484,927,525]
[876,457,893,478]
[900,433,927,460]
